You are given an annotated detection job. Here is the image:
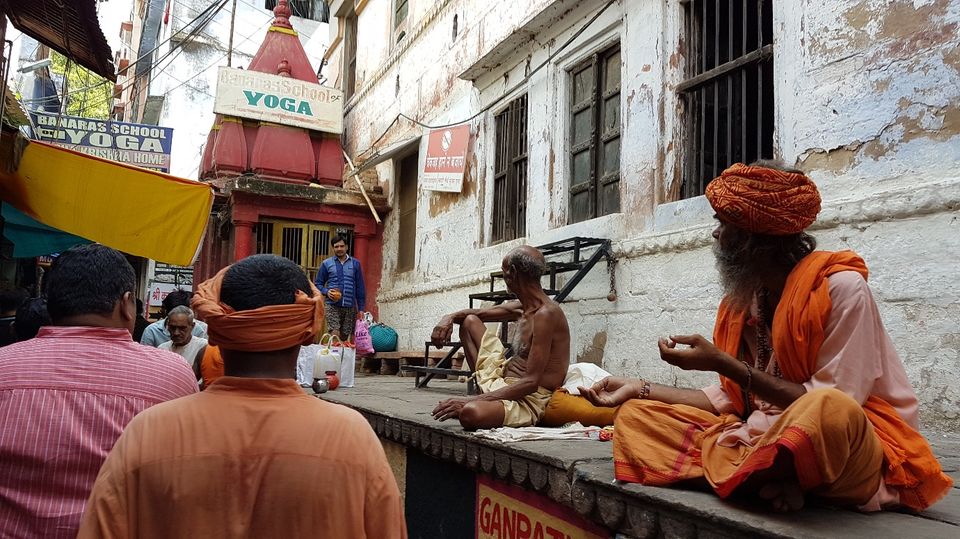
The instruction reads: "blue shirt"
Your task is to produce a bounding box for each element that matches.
[315,255,366,310]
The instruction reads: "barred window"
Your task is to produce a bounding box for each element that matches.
[396,153,418,272]
[679,0,774,198]
[344,8,358,100]
[395,0,408,28]
[492,95,528,243]
[569,43,621,223]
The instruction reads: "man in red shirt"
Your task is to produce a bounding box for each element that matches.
[0,245,198,538]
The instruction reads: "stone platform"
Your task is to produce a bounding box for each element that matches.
[319,374,959,538]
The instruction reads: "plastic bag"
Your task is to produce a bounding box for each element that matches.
[369,323,398,352]
[296,344,323,386]
[354,313,374,355]
[340,344,356,387]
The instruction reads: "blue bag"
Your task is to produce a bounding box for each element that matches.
[369,322,398,352]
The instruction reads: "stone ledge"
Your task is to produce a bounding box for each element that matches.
[319,376,959,538]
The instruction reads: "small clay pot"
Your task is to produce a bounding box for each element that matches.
[325,371,340,391]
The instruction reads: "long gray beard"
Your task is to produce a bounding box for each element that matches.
[712,242,763,312]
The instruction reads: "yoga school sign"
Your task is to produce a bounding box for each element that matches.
[213,66,344,134]
[30,112,174,172]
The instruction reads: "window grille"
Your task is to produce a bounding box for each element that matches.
[395,0,408,28]
[397,153,419,272]
[678,0,774,199]
[568,43,621,223]
[492,95,528,243]
[344,9,358,99]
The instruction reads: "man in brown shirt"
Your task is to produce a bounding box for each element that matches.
[79,255,405,538]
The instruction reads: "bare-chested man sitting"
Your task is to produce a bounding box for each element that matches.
[431,246,570,430]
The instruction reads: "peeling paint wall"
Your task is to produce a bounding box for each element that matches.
[332,0,960,430]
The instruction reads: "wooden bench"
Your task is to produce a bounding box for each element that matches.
[365,350,464,376]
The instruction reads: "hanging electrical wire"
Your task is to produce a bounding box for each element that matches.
[23,0,231,105]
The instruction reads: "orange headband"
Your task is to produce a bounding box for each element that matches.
[705,163,821,235]
[192,265,324,352]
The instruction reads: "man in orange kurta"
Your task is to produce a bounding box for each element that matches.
[78,255,406,538]
[580,162,951,512]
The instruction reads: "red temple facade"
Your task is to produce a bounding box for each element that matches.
[194,0,387,316]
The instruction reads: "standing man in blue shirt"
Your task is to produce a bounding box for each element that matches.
[315,235,366,340]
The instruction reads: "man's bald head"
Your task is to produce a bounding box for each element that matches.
[503,246,547,282]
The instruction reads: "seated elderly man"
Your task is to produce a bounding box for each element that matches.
[581,162,951,513]
[79,255,404,537]
[158,305,208,371]
[431,246,570,430]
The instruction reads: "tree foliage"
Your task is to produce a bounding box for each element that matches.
[49,51,112,120]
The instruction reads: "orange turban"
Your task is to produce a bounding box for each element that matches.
[705,163,821,235]
[192,265,324,352]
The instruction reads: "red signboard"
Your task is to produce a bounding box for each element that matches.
[476,475,610,539]
[422,123,471,192]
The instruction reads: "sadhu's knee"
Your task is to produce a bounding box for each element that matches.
[804,387,860,410]
[800,387,868,431]
[458,401,484,430]
[462,314,483,328]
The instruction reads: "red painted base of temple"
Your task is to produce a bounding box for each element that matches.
[193,190,384,320]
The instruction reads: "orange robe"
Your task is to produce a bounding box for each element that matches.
[78,377,406,538]
[614,251,952,511]
[200,344,224,388]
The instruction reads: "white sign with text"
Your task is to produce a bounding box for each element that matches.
[213,66,344,134]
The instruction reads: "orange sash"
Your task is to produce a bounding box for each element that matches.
[713,251,951,511]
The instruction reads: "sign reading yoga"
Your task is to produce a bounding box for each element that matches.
[213,66,344,134]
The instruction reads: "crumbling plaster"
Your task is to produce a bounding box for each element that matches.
[336,0,960,430]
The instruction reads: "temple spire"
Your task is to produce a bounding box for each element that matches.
[272,0,293,29]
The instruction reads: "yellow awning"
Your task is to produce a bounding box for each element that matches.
[0,139,212,265]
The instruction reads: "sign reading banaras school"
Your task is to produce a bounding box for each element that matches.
[30,112,174,172]
[213,66,344,134]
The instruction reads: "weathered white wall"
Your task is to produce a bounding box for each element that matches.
[145,0,328,177]
[331,0,960,430]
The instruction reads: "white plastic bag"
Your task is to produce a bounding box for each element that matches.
[296,344,323,386]
[562,363,613,395]
[340,345,356,388]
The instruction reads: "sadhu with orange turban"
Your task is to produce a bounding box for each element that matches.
[189,256,325,386]
[579,162,951,513]
[79,255,406,537]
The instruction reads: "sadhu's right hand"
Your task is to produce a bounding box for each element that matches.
[327,288,342,302]
[430,316,455,348]
[578,376,642,408]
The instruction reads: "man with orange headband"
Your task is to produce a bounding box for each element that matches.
[79,255,406,537]
[580,161,951,513]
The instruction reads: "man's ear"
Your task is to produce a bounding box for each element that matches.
[119,291,136,322]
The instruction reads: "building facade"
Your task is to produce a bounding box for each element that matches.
[325,0,960,430]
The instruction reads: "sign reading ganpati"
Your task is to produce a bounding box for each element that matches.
[476,475,610,539]
[213,66,344,134]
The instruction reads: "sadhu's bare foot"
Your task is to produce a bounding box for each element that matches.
[758,481,805,512]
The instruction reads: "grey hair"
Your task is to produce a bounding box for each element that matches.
[165,305,195,325]
[506,249,547,281]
